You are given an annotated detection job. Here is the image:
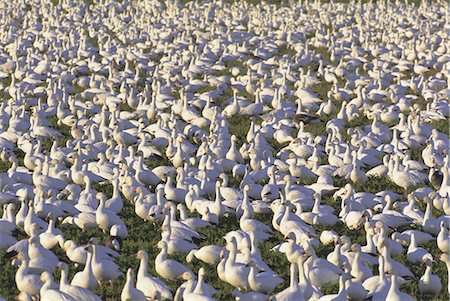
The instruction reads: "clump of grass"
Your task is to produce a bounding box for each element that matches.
[0,252,19,298]
[277,44,297,57]
[310,81,333,101]
[227,115,252,144]
[431,119,449,135]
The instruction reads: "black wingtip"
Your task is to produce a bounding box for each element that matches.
[3,250,18,259]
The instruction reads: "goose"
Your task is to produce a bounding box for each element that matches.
[422,196,442,235]
[14,257,43,296]
[223,236,250,290]
[349,244,373,282]
[186,245,224,265]
[38,215,64,250]
[177,269,216,301]
[121,268,147,301]
[223,90,240,117]
[39,271,77,301]
[70,245,97,290]
[135,250,173,300]
[379,244,415,280]
[155,241,193,281]
[320,230,339,246]
[419,258,442,297]
[162,203,203,242]
[239,207,272,242]
[248,260,283,294]
[160,225,198,255]
[58,262,101,301]
[269,262,305,301]
[177,203,212,229]
[391,230,434,247]
[90,238,123,284]
[304,244,343,288]
[232,290,269,301]
[164,175,187,203]
[406,232,432,264]
[95,192,123,233]
[383,274,415,301]
[437,221,449,253]
[316,274,350,301]
[391,156,423,190]
[371,195,414,228]
[27,235,59,268]
[182,268,217,298]
[105,178,124,213]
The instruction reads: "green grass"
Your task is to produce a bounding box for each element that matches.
[431,119,449,135]
[1,0,448,300]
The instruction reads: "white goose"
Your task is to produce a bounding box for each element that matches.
[419,258,442,297]
[135,250,173,300]
[155,241,193,281]
[15,257,43,296]
[71,245,98,290]
[269,262,305,301]
[223,236,250,290]
[58,262,101,301]
[121,268,147,301]
[248,260,283,293]
[90,238,123,283]
[39,272,76,301]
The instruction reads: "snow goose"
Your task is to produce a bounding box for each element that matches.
[223,236,250,290]
[27,235,59,272]
[38,215,64,250]
[164,175,187,203]
[391,229,433,247]
[177,269,216,301]
[371,195,414,228]
[304,243,343,288]
[248,260,283,294]
[422,196,442,235]
[269,262,305,301]
[419,258,442,297]
[14,257,43,296]
[186,245,224,265]
[90,238,123,284]
[177,203,212,229]
[239,207,272,242]
[391,156,423,190]
[278,202,316,236]
[134,250,173,300]
[379,244,415,280]
[187,268,217,298]
[406,232,432,264]
[437,221,449,253]
[350,244,373,282]
[155,240,193,281]
[160,224,198,255]
[383,274,415,301]
[39,271,76,301]
[121,268,147,301]
[316,274,350,301]
[95,192,123,232]
[58,262,101,301]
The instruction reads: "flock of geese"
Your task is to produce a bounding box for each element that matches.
[0,0,449,300]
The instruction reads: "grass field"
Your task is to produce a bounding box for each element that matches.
[0,0,448,300]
